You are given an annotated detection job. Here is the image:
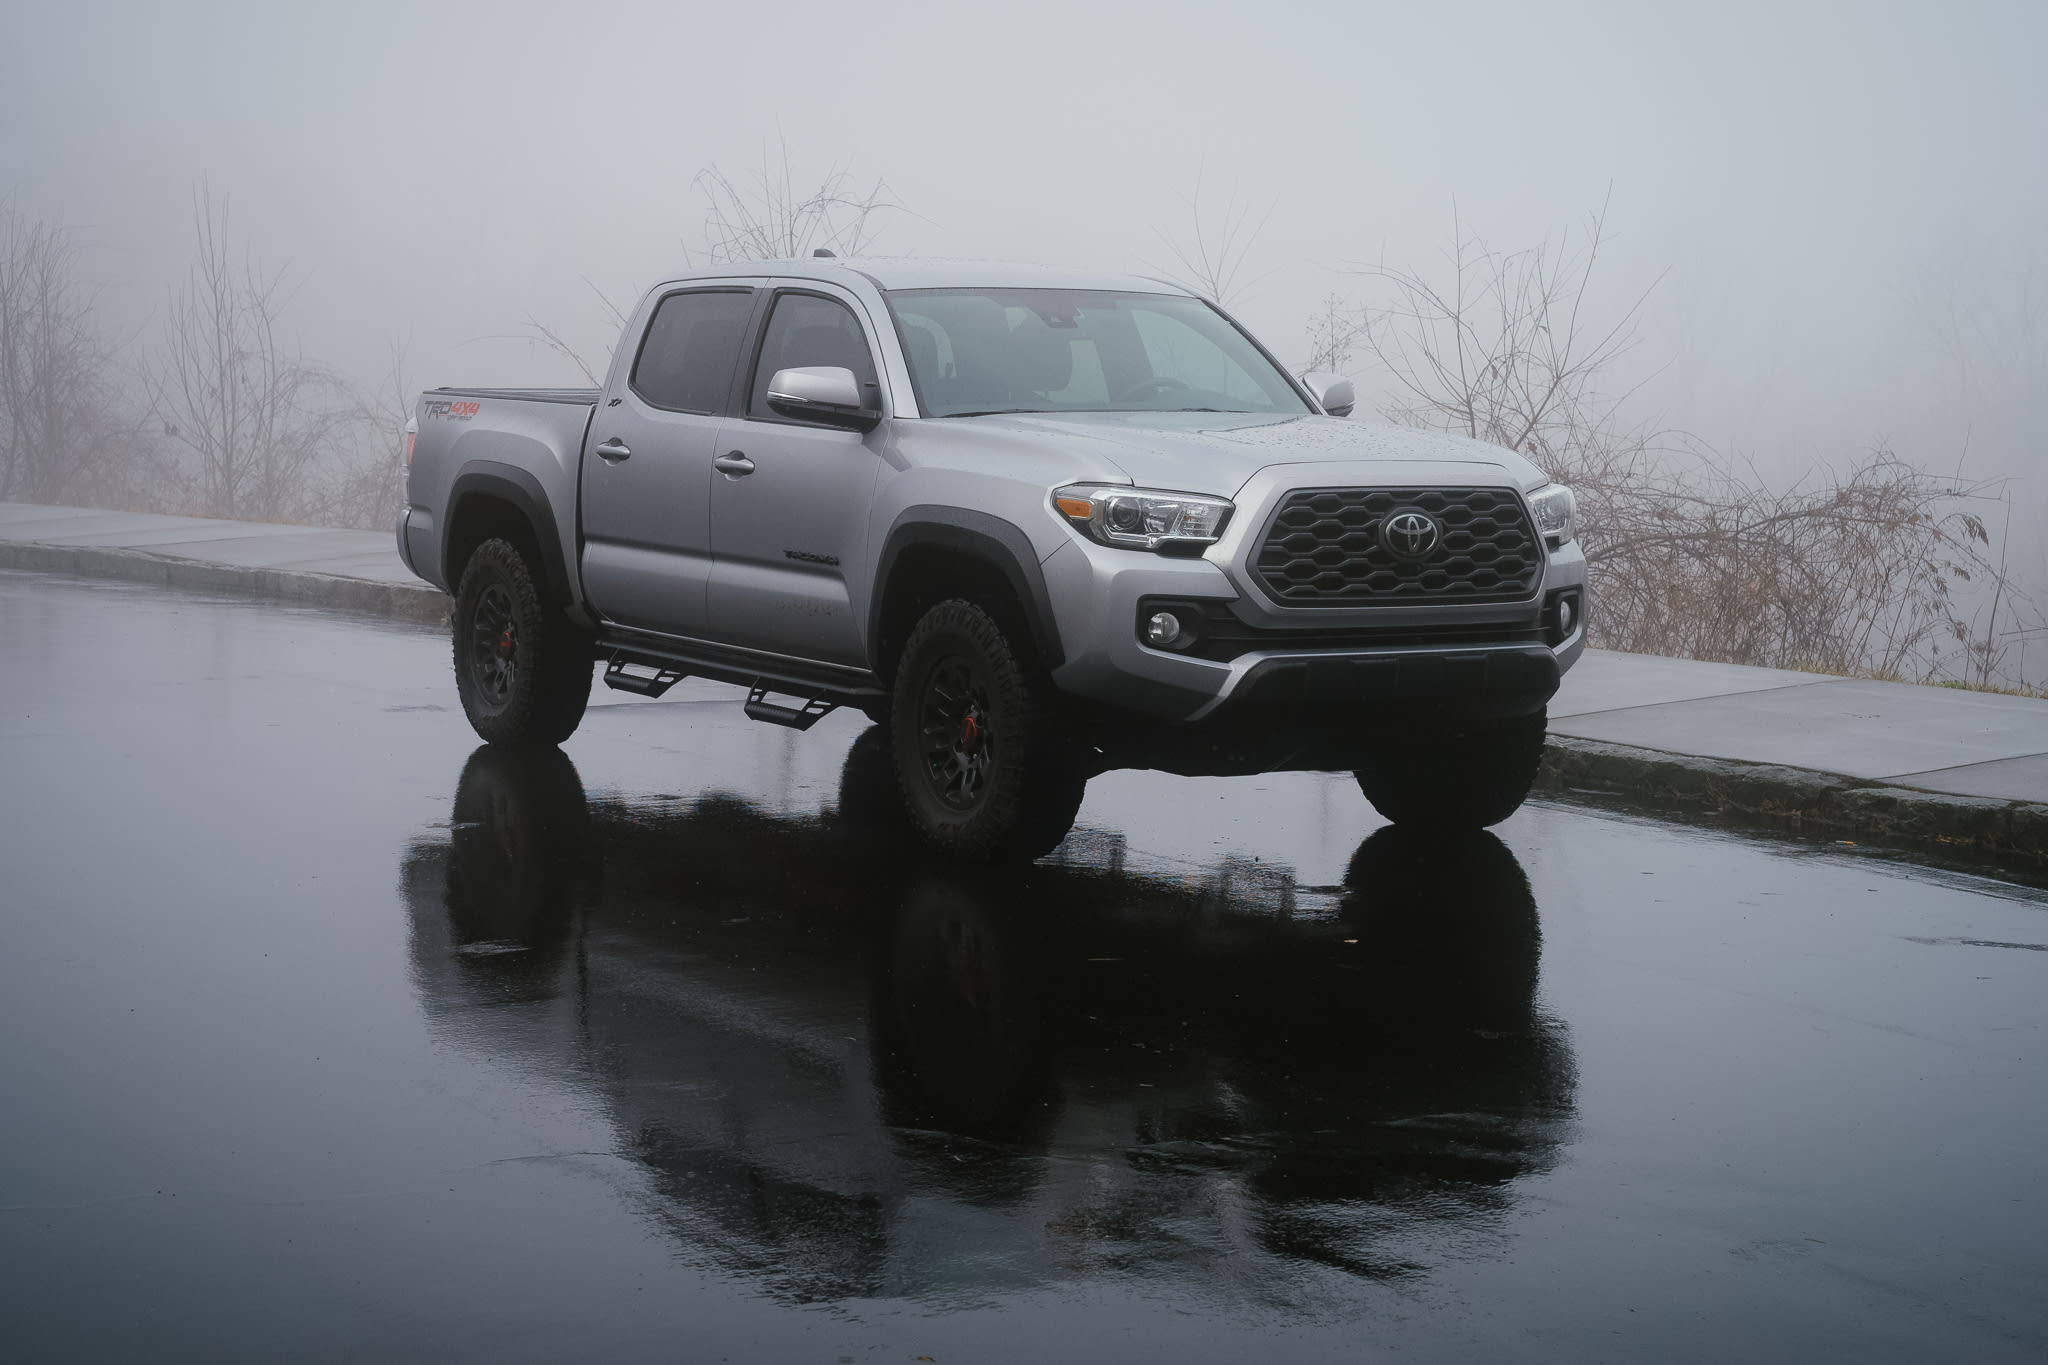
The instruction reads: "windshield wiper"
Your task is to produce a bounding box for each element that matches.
[940,409,1027,418]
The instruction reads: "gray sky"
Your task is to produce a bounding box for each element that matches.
[5,0,2043,535]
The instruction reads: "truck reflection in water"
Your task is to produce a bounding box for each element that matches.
[400,731,1576,1305]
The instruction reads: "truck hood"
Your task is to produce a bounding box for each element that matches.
[949,411,1550,496]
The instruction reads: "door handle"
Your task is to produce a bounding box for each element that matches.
[594,437,631,462]
[713,451,756,477]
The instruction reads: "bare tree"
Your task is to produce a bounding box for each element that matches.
[301,341,413,532]
[1149,180,1275,309]
[1910,243,2048,687]
[1300,292,1361,375]
[1353,195,1663,464]
[521,277,630,387]
[1337,202,2042,687]
[689,136,901,265]
[149,184,342,521]
[0,205,128,505]
[522,143,903,386]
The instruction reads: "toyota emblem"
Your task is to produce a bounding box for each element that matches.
[1380,509,1441,560]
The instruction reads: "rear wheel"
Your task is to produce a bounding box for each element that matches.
[1353,710,1547,829]
[890,599,1085,862]
[452,538,593,747]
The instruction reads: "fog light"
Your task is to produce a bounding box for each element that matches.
[1558,596,1575,636]
[1145,611,1183,647]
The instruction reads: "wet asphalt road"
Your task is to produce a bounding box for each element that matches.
[1,570,2045,1363]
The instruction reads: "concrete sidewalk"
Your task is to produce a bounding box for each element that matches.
[0,502,444,622]
[1550,653,2048,804]
[3,500,2043,860]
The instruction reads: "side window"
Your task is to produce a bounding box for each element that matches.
[748,292,880,419]
[631,289,755,414]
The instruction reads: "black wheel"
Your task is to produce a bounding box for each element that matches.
[1353,710,1547,829]
[889,599,1085,862]
[452,538,593,747]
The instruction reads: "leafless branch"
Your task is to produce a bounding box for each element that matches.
[0,202,132,505]
[145,182,347,522]
[300,338,413,532]
[1301,293,1362,375]
[688,134,901,265]
[1149,179,1276,309]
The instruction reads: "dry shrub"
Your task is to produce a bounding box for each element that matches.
[1570,442,2011,681]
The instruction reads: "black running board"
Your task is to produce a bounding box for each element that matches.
[603,658,687,697]
[743,685,837,731]
[595,629,886,726]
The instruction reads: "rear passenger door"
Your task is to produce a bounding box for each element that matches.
[703,286,887,666]
[580,283,758,636]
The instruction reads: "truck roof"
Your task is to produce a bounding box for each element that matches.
[661,257,1193,296]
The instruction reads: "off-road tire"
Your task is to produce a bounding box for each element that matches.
[889,599,1085,862]
[452,538,593,748]
[1352,710,1547,829]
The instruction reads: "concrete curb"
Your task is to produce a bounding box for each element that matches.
[1540,734,2048,865]
[0,540,450,626]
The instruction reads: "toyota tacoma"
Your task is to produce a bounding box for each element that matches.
[398,259,1585,859]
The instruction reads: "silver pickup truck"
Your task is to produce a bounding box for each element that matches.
[399,258,1585,859]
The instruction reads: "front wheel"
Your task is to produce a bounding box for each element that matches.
[889,599,1085,862]
[452,538,593,747]
[1353,710,1547,829]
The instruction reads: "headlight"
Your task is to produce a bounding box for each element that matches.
[1528,483,1575,548]
[1053,484,1233,553]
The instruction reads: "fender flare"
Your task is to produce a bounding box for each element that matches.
[444,462,572,604]
[870,507,1065,672]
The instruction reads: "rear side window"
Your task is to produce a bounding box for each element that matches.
[631,289,754,413]
[747,292,879,419]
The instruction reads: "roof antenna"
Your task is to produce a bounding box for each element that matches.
[813,248,836,258]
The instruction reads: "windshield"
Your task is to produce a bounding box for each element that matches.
[885,288,1311,418]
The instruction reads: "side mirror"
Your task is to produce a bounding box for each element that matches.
[1300,372,1355,418]
[766,366,881,432]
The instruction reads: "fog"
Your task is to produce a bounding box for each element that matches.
[4,0,2043,587]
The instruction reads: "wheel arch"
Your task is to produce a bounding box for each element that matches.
[443,463,572,605]
[869,508,1065,684]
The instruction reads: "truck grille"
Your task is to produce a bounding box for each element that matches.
[1252,487,1541,605]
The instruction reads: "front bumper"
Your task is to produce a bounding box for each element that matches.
[1042,513,1587,724]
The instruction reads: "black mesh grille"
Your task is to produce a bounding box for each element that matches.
[1252,487,1540,605]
